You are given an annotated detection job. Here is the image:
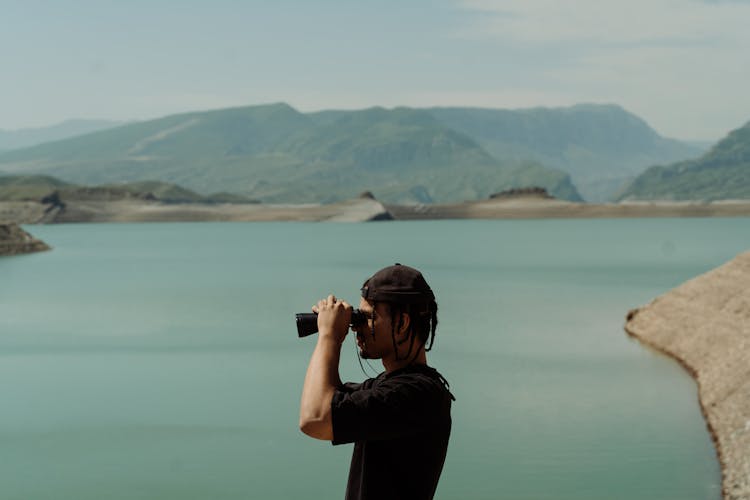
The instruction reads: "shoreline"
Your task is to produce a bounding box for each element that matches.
[2,196,750,224]
[625,252,750,500]
[387,197,750,220]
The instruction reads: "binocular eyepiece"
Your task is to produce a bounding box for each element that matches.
[295,309,368,337]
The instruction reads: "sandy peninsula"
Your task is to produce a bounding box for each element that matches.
[0,197,393,224]
[625,252,750,500]
[2,191,750,224]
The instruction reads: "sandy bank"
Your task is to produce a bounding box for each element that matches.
[387,197,750,220]
[0,201,49,224]
[0,197,392,224]
[625,252,750,500]
[0,223,50,256]
[2,196,750,224]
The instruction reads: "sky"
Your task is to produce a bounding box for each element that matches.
[2,0,749,141]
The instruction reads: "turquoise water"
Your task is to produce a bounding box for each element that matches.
[2,218,747,499]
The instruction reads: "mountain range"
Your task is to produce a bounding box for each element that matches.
[619,120,750,201]
[428,105,702,201]
[0,103,705,204]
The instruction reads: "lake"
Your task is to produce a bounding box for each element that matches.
[2,218,747,499]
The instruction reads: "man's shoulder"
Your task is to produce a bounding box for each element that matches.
[342,364,454,401]
[379,364,454,400]
[384,364,447,383]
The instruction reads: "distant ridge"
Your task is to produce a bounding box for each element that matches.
[618,120,750,201]
[0,102,702,204]
[0,103,582,204]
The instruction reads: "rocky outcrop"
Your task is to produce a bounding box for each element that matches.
[625,252,750,500]
[489,187,553,199]
[0,223,50,256]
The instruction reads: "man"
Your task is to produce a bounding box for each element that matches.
[299,263,454,500]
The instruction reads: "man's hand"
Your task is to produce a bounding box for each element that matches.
[312,295,352,344]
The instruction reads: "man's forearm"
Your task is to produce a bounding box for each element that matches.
[299,336,342,440]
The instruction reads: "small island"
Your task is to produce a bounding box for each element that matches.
[0,223,50,256]
[625,252,750,500]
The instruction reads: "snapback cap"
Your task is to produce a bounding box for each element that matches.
[361,263,434,304]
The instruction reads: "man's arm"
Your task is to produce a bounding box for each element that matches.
[299,295,351,441]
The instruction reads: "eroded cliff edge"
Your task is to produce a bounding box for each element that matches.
[0,223,50,256]
[625,251,750,500]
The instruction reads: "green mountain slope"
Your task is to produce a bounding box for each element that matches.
[0,119,122,151]
[0,175,257,204]
[428,104,702,201]
[263,107,580,203]
[0,174,71,200]
[0,104,581,203]
[617,121,750,201]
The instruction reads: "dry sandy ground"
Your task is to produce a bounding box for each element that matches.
[2,196,750,224]
[0,198,392,224]
[387,197,750,219]
[626,252,750,500]
[0,201,49,224]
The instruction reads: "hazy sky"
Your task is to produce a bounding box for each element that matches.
[2,0,749,140]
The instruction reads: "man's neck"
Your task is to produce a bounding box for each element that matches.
[382,350,427,373]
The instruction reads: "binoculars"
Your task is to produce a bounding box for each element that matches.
[295,309,368,337]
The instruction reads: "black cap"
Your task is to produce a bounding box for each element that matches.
[361,263,435,304]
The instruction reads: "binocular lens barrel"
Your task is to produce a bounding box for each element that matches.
[295,310,367,337]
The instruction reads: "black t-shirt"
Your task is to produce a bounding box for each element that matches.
[331,364,454,500]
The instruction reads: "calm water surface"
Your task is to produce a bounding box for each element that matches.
[2,218,748,499]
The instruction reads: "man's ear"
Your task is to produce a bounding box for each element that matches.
[397,312,411,337]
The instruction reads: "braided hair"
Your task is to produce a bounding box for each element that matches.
[384,299,439,363]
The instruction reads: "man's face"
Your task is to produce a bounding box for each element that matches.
[352,298,396,359]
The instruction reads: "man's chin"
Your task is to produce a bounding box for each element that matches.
[356,343,378,360]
